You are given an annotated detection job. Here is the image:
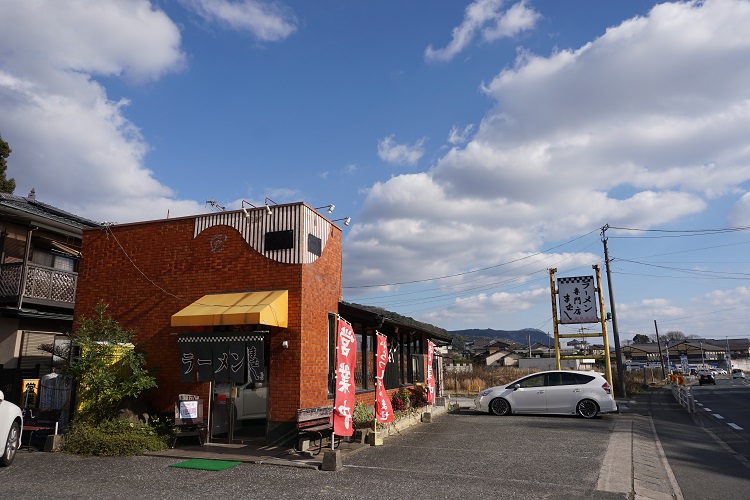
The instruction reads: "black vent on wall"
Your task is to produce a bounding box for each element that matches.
[308,233,322,257]
[265,230,294,251]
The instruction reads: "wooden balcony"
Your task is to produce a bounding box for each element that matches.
[0,262,77,309]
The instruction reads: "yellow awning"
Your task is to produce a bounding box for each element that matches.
[171,290,288,328]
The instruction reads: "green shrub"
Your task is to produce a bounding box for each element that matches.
[64,418,169,456]
[352,401,374,429]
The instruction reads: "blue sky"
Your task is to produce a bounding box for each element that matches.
[3,0,750,343]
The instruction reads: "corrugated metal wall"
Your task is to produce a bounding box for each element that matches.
[193,203,332,265]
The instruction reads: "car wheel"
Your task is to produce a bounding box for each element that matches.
[488,397,511,416]
[1,421,20,467]
[576,399,599,419]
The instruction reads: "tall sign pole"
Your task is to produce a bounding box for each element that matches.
[594,265,614,393]
[602,225,627,398]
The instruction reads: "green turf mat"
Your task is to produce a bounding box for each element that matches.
[169,459,242,471]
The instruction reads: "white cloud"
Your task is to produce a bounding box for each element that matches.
[0,0,185,83]
[729,191,750,225]
[179,0,297,41]
[447,124,475,145]
[425,0,540,62]
[482,0,542,42]
[0,0,199,223]
[377,135,427,166]
[347,0,750,331]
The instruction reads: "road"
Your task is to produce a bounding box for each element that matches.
[2,384,749,499]
[634,379,750,500]
[691,377,750,459]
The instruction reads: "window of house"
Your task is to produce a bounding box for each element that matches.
[31,250,76,272]
[31,250,54,267]
[53,255,75,272]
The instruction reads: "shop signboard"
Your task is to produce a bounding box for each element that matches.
[557,275,598,324]
[333,317,356,436]
[375,332,394,423]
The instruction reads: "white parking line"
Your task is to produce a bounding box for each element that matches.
[696,402,704,406]
[728,423,744,431]
[712,414,724,419]
[703,407,712,412]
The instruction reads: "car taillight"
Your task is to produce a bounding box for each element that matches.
[602,382,611,394]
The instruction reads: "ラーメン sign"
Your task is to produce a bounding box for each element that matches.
[557,275,598,324]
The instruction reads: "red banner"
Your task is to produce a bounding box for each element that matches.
[333,317,357,436]
[375,333,394,423]
[426,340,435,404]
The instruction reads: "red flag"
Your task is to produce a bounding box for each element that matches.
[426,340,435,404]
[375,333,394,423]
[333,317,357,436]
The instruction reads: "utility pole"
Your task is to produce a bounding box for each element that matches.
[602,225,626,398]
[726,336,732,371]
[654,320,666,379]
[528,332,531,358]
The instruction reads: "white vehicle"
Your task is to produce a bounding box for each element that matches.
[0,390,23,466]
[475,370,618,419]
[732,368,746,379]
[234,381,267,420]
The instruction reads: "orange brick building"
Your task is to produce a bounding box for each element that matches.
[74,201,449,446]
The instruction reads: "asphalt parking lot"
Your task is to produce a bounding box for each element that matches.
[1,406,631,500]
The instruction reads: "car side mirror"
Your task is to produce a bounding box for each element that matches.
[513,384,521,390]
[0,390,4,401]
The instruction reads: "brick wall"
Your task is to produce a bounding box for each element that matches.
[74,212,341,429]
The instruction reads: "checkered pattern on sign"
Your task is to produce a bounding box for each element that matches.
[177,333,267,343]
[557,276,593,284]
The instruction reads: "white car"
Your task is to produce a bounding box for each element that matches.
[475,370,618,419]
[732,369,746,379]
[0,390,23,466]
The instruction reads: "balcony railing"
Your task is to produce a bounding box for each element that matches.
[0,262,78,305]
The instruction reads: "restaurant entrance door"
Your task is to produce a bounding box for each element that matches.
[207,333,269,444]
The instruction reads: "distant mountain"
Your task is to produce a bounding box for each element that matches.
[450,328,551,346]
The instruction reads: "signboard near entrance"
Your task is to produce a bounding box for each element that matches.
[178,400,199,419]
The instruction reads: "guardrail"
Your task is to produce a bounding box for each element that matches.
[671,384,696,413]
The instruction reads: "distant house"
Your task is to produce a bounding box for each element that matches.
[623,340,726,366]
[469,338,523,368]
[695,338,750,358]
[0,190,99,405]
[475,348,523,368]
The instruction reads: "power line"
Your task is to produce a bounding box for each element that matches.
[607,225,750,238]
[343,228,600,289]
